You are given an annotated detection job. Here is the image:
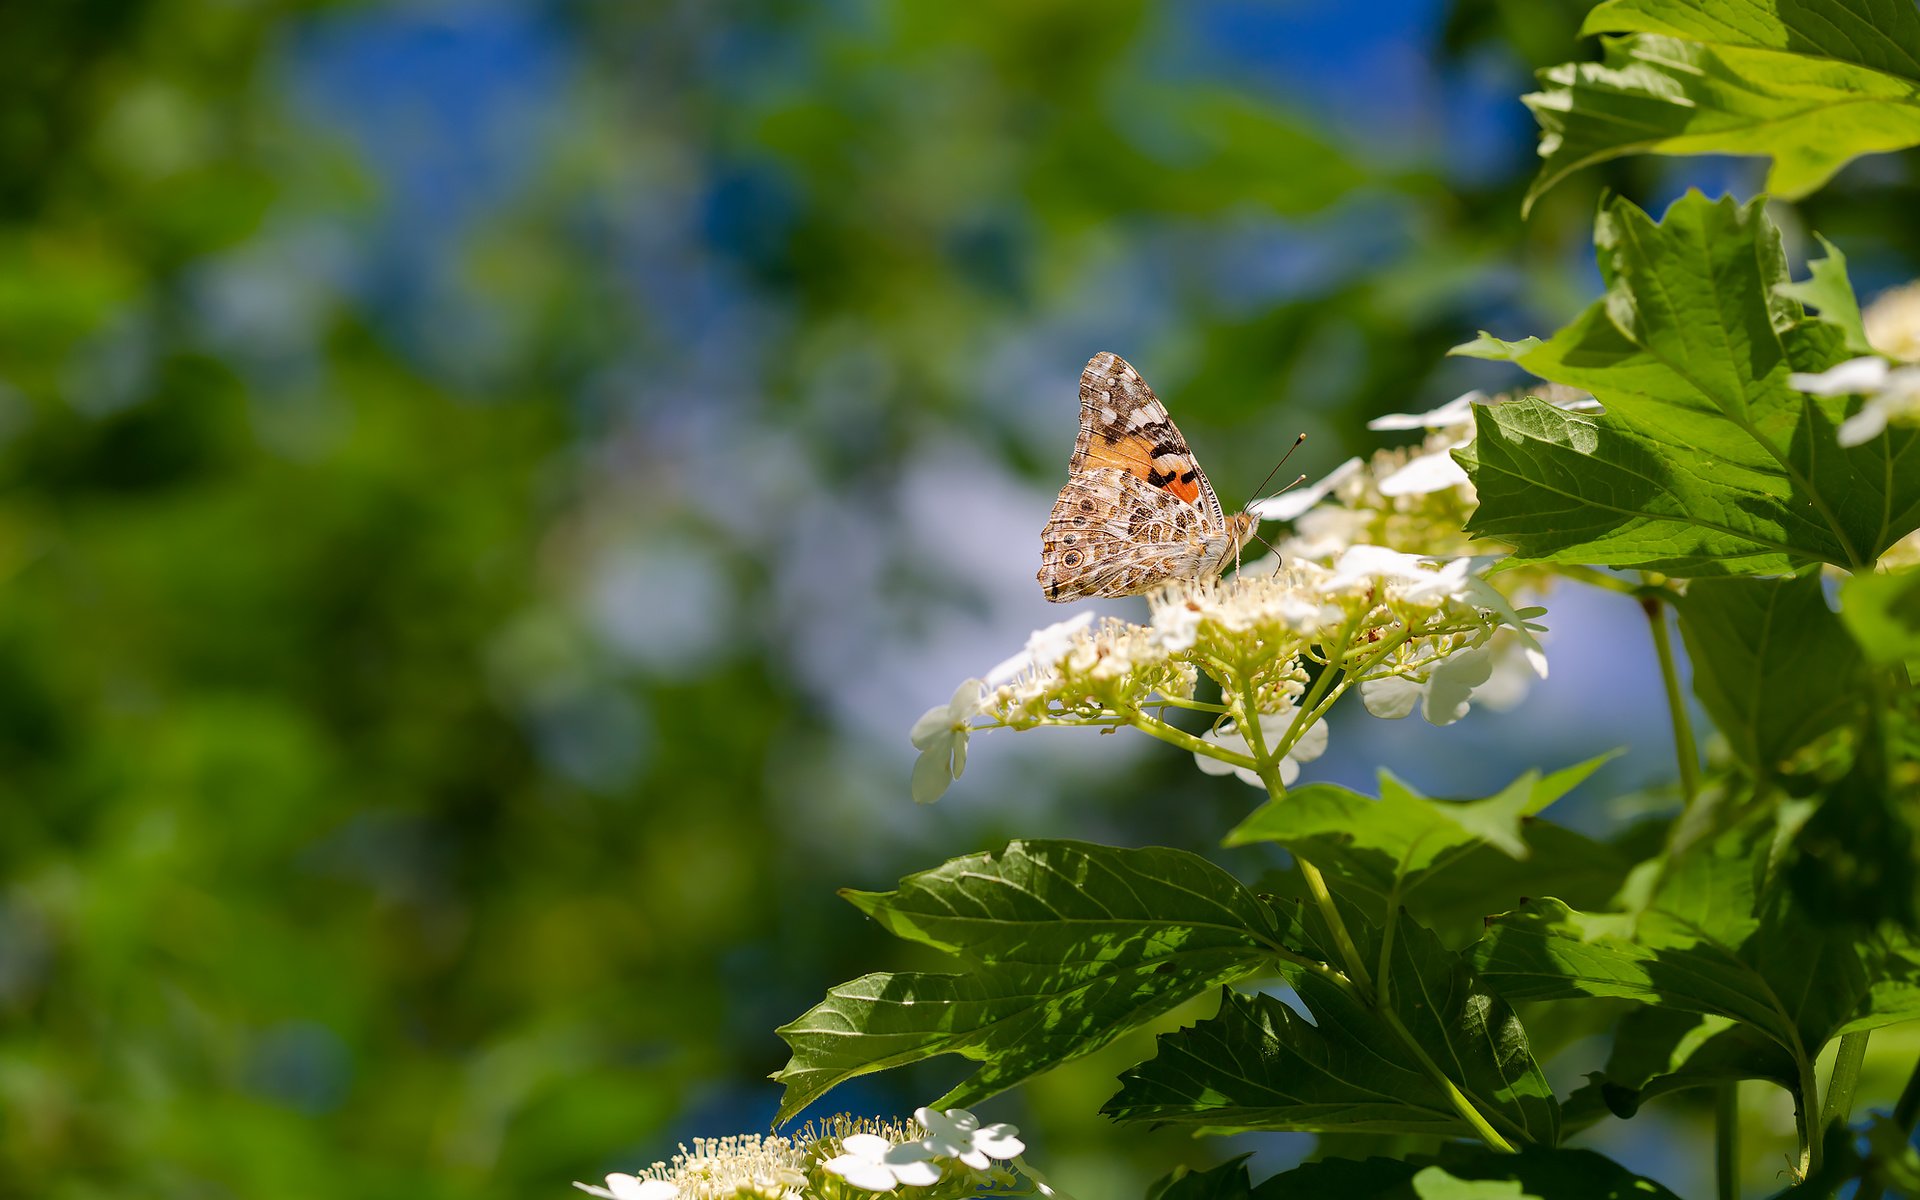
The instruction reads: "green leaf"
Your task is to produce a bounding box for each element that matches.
[1146,1156,1255,1200]
[843,839,1291,963]
[1109,910,1558,1145]
[1246,1146,1685,1200]
[1673,573,1867,781]
[1451,331,1544,361]
[1470,897,1799,1046]
[773,841,1288,1121]
[1455,192,1920,573]
[1225,757,1610,901]
[1787,707,1920,929]
[1561,1008,1795,1126]
[1473,819,1920,1074]
[1842,565,1920,667]
[1778,235,1874,356]
[1523,0,1920,209]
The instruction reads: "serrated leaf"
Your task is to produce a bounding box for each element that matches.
[843,840,1290,964]
[1247,1146,1685,1200]
[1561,1008,1795,1127]
[1842,565,1920,667]
[1225,757,1610,896]
[1787,713,1920,929]
[1470,897,1799,1047]
[1778,235,1874,356]
[1452,331,1544,360]
[1473,819,1920,1075]
[1673,573,1867,781]
[1523,0,1920,209]
[1146,1156,1254,1200]
[1456,192,1920,573]
[773,841,1289,1121]
[1109,910,1558,1145]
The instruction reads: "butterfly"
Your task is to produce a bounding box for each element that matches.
[1037,352,1259,601]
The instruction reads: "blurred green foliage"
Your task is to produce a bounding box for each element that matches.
[2,1,1918,1198]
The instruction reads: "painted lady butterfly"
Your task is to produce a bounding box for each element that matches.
[1038,352,1258,601]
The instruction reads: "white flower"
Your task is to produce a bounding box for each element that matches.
[574,1175,678,1200]
[985,612,1094,685]
[1788,356,1920,446]
[1325,545,1473,605]
[909,679,986,805]
[1376,447,1470,496]
[1865,280,1920,362]
[1791,355,1895,395]
[1358,624,1545,727]
[1194,702,1328,788]
[1360,644,1491,725]
[1281,504,1377,560]
[822,1132,942,1192]
[1367,390,1486,432]
[1473,630,1545,712]
[1247,457,1363,521]
[913,1107,1025,1170]
[584,1135,806,1200]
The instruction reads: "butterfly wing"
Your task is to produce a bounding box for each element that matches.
[1038,468,1223,600]
[1070,352,1228,527]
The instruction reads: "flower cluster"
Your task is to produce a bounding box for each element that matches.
[575,1134,810,1200]
[817,1108,1038,1195]
[575,1110,1059,1200]
[1252,384,1596,569]
[913,545,1545,798]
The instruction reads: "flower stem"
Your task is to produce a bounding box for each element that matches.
[1241,678,1516,1155]
[1125,709,1257,772]
[1821,1029,1870,1136]
[1378,1007,1520,1154]
[1641,591,1701,805]
[1714,1084,1739,1200]
[1296,856,1375,998]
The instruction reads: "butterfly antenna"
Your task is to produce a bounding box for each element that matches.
[1243,433,1307,510]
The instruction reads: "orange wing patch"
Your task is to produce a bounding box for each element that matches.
[1079,434,1203,505]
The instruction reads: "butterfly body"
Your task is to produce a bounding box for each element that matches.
[1038,352,1258,601]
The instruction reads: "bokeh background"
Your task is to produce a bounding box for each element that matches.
[6,2,1920,1197]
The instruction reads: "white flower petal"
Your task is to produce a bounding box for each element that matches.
[824,1154,900,1192]
[574,1175,677,1200]
[841,1134,893,1160]
[1422,644,1495,726]
[1790,356,1891,395]
[1248,457,1363,521]
[973,1124,1026,1160]
[984,614,1093,686]
[1368,391,1485,431]
[1289,718,1329,763]
[912,740,957,805]
[889,1158,943,1187]
[1360,674,1421,719]
[1377,449,1471,496]
[909,707,952,748]
[1194,752,1240,777]
[883,1140,939,1166]
[1326,544,1432,591]
[1277,756,1299,786]
[1838,401,1890,447]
